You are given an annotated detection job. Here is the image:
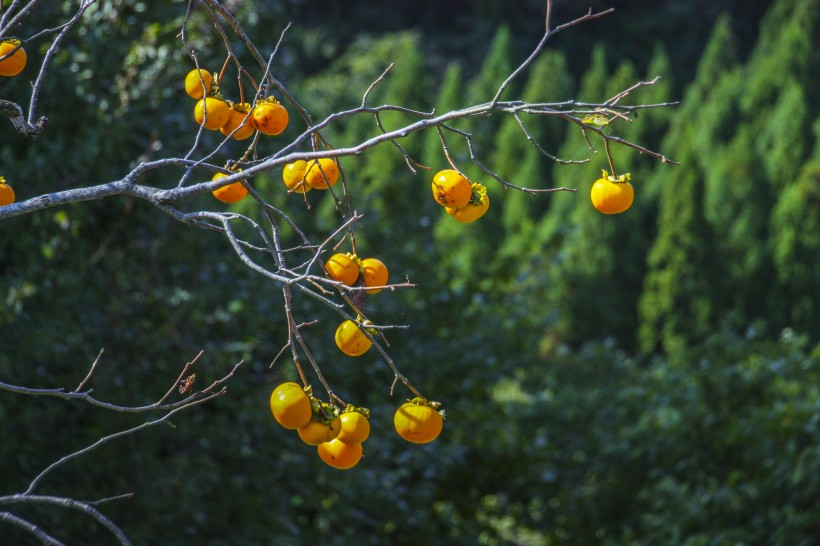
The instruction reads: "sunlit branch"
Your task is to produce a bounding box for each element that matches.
[491,6,615,105]
[0,351,237,414]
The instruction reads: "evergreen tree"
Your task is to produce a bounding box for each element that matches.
[637,16,739,353]
[352,33,433,267]
[493,51,574,265]
[539,45,610,243]
[770,118,820,336]
[465,25,514,104]
[639,154,723,354]
[698,0,817,334]
[461,25,515,162]
[421,62,465,171]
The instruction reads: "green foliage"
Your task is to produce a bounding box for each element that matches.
[639,155,722,354]
[440,329,820,546]
[771,157,820,333]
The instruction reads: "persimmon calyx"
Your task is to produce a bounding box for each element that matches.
[341,404,370,419]
[407,397,445,417]
[601,169,631,184]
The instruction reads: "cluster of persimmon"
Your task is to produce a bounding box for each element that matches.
[269,383,444,469]
[0,38,26,77]
[184,68,289,139]
[590,169,634,214]
[0,176,15,207]
[269,382,371,469]
[431,169,490,223]
[182,68,290,205]
[322,252,389,356]
[280,157,340,194]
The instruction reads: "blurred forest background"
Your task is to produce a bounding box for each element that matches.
[1,0,818,544]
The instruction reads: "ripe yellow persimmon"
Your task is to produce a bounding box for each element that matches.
[220,103,255,141]
[0,176,15,206]
[394,398,444,444]
[304,158,339,189]
[317,438,363,470]
[432,169,472,209]
[334,320,372,357]
[0,39,27,77]
[252,99,288,135]
[194,97,231,130]
[445,183,490,223]
[298,414,342,445]
[211,172,248,203]
[184,68,213,100]
[269,382,312,430]
[325,253,359,286]
[590,170,634,214]
[282,161,311,194]
[361,257,388,294]
[337,409,370,444]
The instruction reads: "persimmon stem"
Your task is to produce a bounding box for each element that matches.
[604,138,617,177]
[218,53,231,90]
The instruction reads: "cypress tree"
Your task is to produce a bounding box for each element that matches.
[421,62,465,171]
[638,151,721,354]
[462,25,515,158]
[771,154,820,336]
[539,45,611,243]
[466,25,514,104]
[535,59,654,349]
[637,16,740,353]
[353,32,431,249]
[700,0,817,333]
[493,51,574,262]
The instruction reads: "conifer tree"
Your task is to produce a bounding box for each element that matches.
[639,153,722,354]
[637,17,738,353]
[465,25,514,104]
[535,59,652,348]
[324,33,431,250]
[462,25,515,156]
[492,51,574,265]
[421,62,465,171]
[771,154,820,336]
[699,0,817,333]
[539,45,610,242]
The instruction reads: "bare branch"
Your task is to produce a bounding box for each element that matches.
[0,352,242,414]
[0,511,68,546]
[0,0,46,38]
[362,63,394,107]
[23,384,231,495]
[512,112,589,165]
[491,7,615,105]
[0,98,47,136]
[0,494,133,546]
[73,348,104,393]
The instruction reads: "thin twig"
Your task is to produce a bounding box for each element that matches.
[156,350,205,406]
[491,6,615,105]
[23,387,230,496]
[74,348,104,393]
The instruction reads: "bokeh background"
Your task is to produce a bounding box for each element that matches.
[1,0,818,544]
